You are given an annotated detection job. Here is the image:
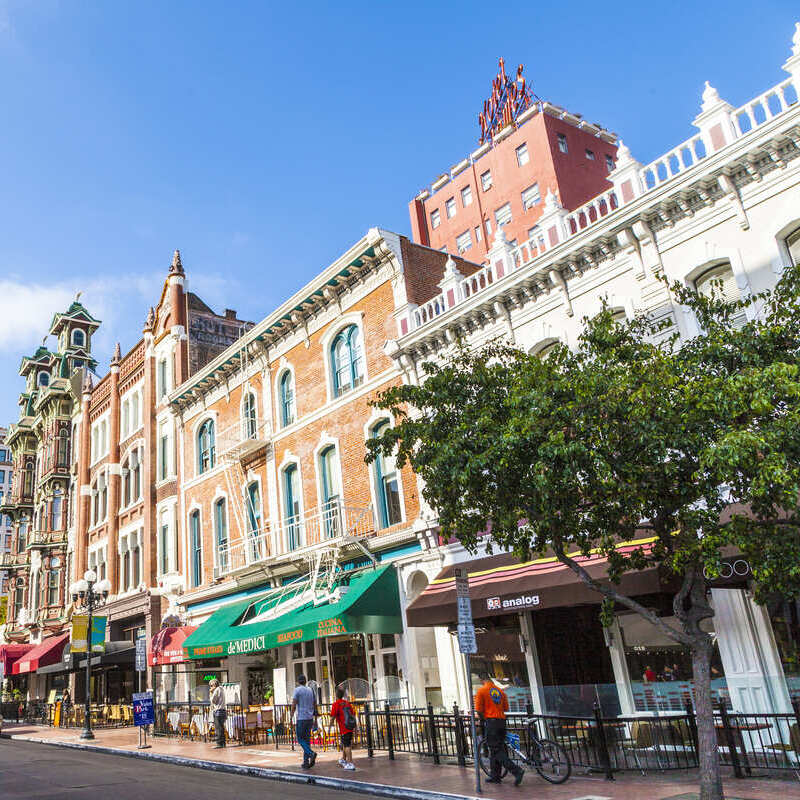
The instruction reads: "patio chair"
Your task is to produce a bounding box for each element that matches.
[766,722,800,768]
[620,720,656,774]
[240,711,261,745]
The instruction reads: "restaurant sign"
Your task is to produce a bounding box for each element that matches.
[486,593,540,612]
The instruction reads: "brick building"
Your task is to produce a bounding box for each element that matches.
[409,63,618,261]
[169,230,473,708]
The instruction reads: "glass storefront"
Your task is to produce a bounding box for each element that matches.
[768,598,800,702]
[153,662,227,704]
[468,614,532,712]
[618,607,728,712]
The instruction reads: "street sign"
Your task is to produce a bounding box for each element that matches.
[135,637,147,672]
[456,595,473,625]
[453,566,471,599]
[133,691,154,727]
[457,623,477,654]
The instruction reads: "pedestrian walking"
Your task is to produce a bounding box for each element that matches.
[291,674,317,769]
[330,687,357,771]
[209,679,227,749]
[475,672,524,786]
[60,688,71,728]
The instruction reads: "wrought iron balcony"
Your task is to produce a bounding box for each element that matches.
[211,500,377,579]
[0,551,30,569]
[26,530,68,549]
[216,419,271,463]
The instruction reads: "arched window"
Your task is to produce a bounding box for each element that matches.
[243,392,257,439]
[319,446,341,538]
[246,482,264,561]
[371,421,402,528]
[99,472,107,521]
[214,499,228,573]
[787,226,800,267]
[31,570,40,613]
[57,429,69,467]
[37,371,50,387]
[72,329,85,347]
[530,339,559,360]
[190,511,202,587]
[132,532,141,588]
[331,325,364,398]
[197,419,216,474]
[695,262,746,328]
[279,372,295,427]
[283,465,301,550]
[47,557,60,606]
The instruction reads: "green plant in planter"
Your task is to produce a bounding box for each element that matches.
[263,682,274,703]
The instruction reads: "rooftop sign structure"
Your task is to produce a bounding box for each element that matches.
[478,57,539,145]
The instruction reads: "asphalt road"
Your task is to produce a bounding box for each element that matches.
[0,739,369,800]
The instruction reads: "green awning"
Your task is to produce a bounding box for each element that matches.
[183,564,402,660]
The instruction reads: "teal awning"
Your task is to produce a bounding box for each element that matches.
[183,564,402,660]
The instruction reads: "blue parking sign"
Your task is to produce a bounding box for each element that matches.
[133,691,154,727]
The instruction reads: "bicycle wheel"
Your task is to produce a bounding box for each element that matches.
[476,736,509,778]
[531,738,571,784]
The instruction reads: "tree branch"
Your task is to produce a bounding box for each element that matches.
[552,541,692,646]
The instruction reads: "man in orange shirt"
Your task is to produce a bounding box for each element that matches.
[474,671,524,785]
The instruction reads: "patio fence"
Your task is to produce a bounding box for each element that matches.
[5,697,800,778]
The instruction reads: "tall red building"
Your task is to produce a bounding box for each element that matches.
[409,62,618,260]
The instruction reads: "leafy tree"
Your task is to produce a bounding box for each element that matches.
[367,264,800,800]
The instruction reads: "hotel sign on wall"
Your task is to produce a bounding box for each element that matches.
[478,57,538,145]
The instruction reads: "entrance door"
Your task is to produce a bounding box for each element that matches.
[329,636,368,697]
[284,465,301,550]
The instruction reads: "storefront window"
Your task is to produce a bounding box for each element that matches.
[469,614,533,713]
[768,598,800,702]
[619,610,727,711]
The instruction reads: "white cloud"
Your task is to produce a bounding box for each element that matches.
[0,280,74,351]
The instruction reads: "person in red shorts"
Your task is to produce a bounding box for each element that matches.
[330,687,357,771]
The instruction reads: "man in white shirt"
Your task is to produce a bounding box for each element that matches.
[291,674,317,768]
[209,679,226,749]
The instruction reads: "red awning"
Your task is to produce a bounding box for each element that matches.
[0,644,33,676]
[12,633,69,675]
[149,626,197,666]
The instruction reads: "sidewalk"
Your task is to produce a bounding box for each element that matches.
[2,719,800,800]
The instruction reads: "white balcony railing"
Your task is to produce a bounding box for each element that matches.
[402,67,799,337]
[213,499,376,579]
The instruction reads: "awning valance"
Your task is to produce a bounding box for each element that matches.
[406,539,667,627]
[184,563,402,660]
[149,626,197,666]
[77,641,135,670]
[12,633,69,675]
[0,644,32,677]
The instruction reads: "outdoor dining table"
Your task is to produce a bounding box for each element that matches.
[166,711,189,733]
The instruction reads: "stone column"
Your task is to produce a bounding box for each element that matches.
[106,344,121,594]
[75,371,93,578]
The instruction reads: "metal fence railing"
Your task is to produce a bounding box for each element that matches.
[359,700,800,778]
[1,700,135,728]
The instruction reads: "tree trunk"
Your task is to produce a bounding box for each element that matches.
[692,639,724,800]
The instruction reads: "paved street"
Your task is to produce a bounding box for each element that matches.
[0,738,365,800]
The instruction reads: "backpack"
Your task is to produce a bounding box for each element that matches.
[342,702,357,731]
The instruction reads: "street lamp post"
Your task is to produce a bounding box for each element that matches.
[70,570,110,741]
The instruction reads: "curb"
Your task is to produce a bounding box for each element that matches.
[0,731,480,800]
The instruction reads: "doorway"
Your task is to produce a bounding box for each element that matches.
[329,635,368,688]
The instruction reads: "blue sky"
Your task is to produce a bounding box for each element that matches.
[0,1,797,423]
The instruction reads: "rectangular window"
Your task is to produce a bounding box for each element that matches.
[383,475,402,526]
[515,143,529,166]
[160,522,169,574]
[606,153,615,172]
[445,197,456,219]
[474,225,482,243]
[158,359,168,399]
[480,170,492,191]
[430,209,441,229]
[557,133,568,153]
[461,185,473,207]
[494,202,512,228]
[521,183,541,210]
[191,512,201,588]
[456,230,472,254]
[47,569,59,606]
[585,148,595,160]
[159,430,169,481]
[485,218,492,236]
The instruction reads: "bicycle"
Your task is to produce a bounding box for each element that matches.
[477,718,571,784]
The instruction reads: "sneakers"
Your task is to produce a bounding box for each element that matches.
[343,763,356,771]
[514,769,525,786]
[338,758,347,767]
[309,752,317,767]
